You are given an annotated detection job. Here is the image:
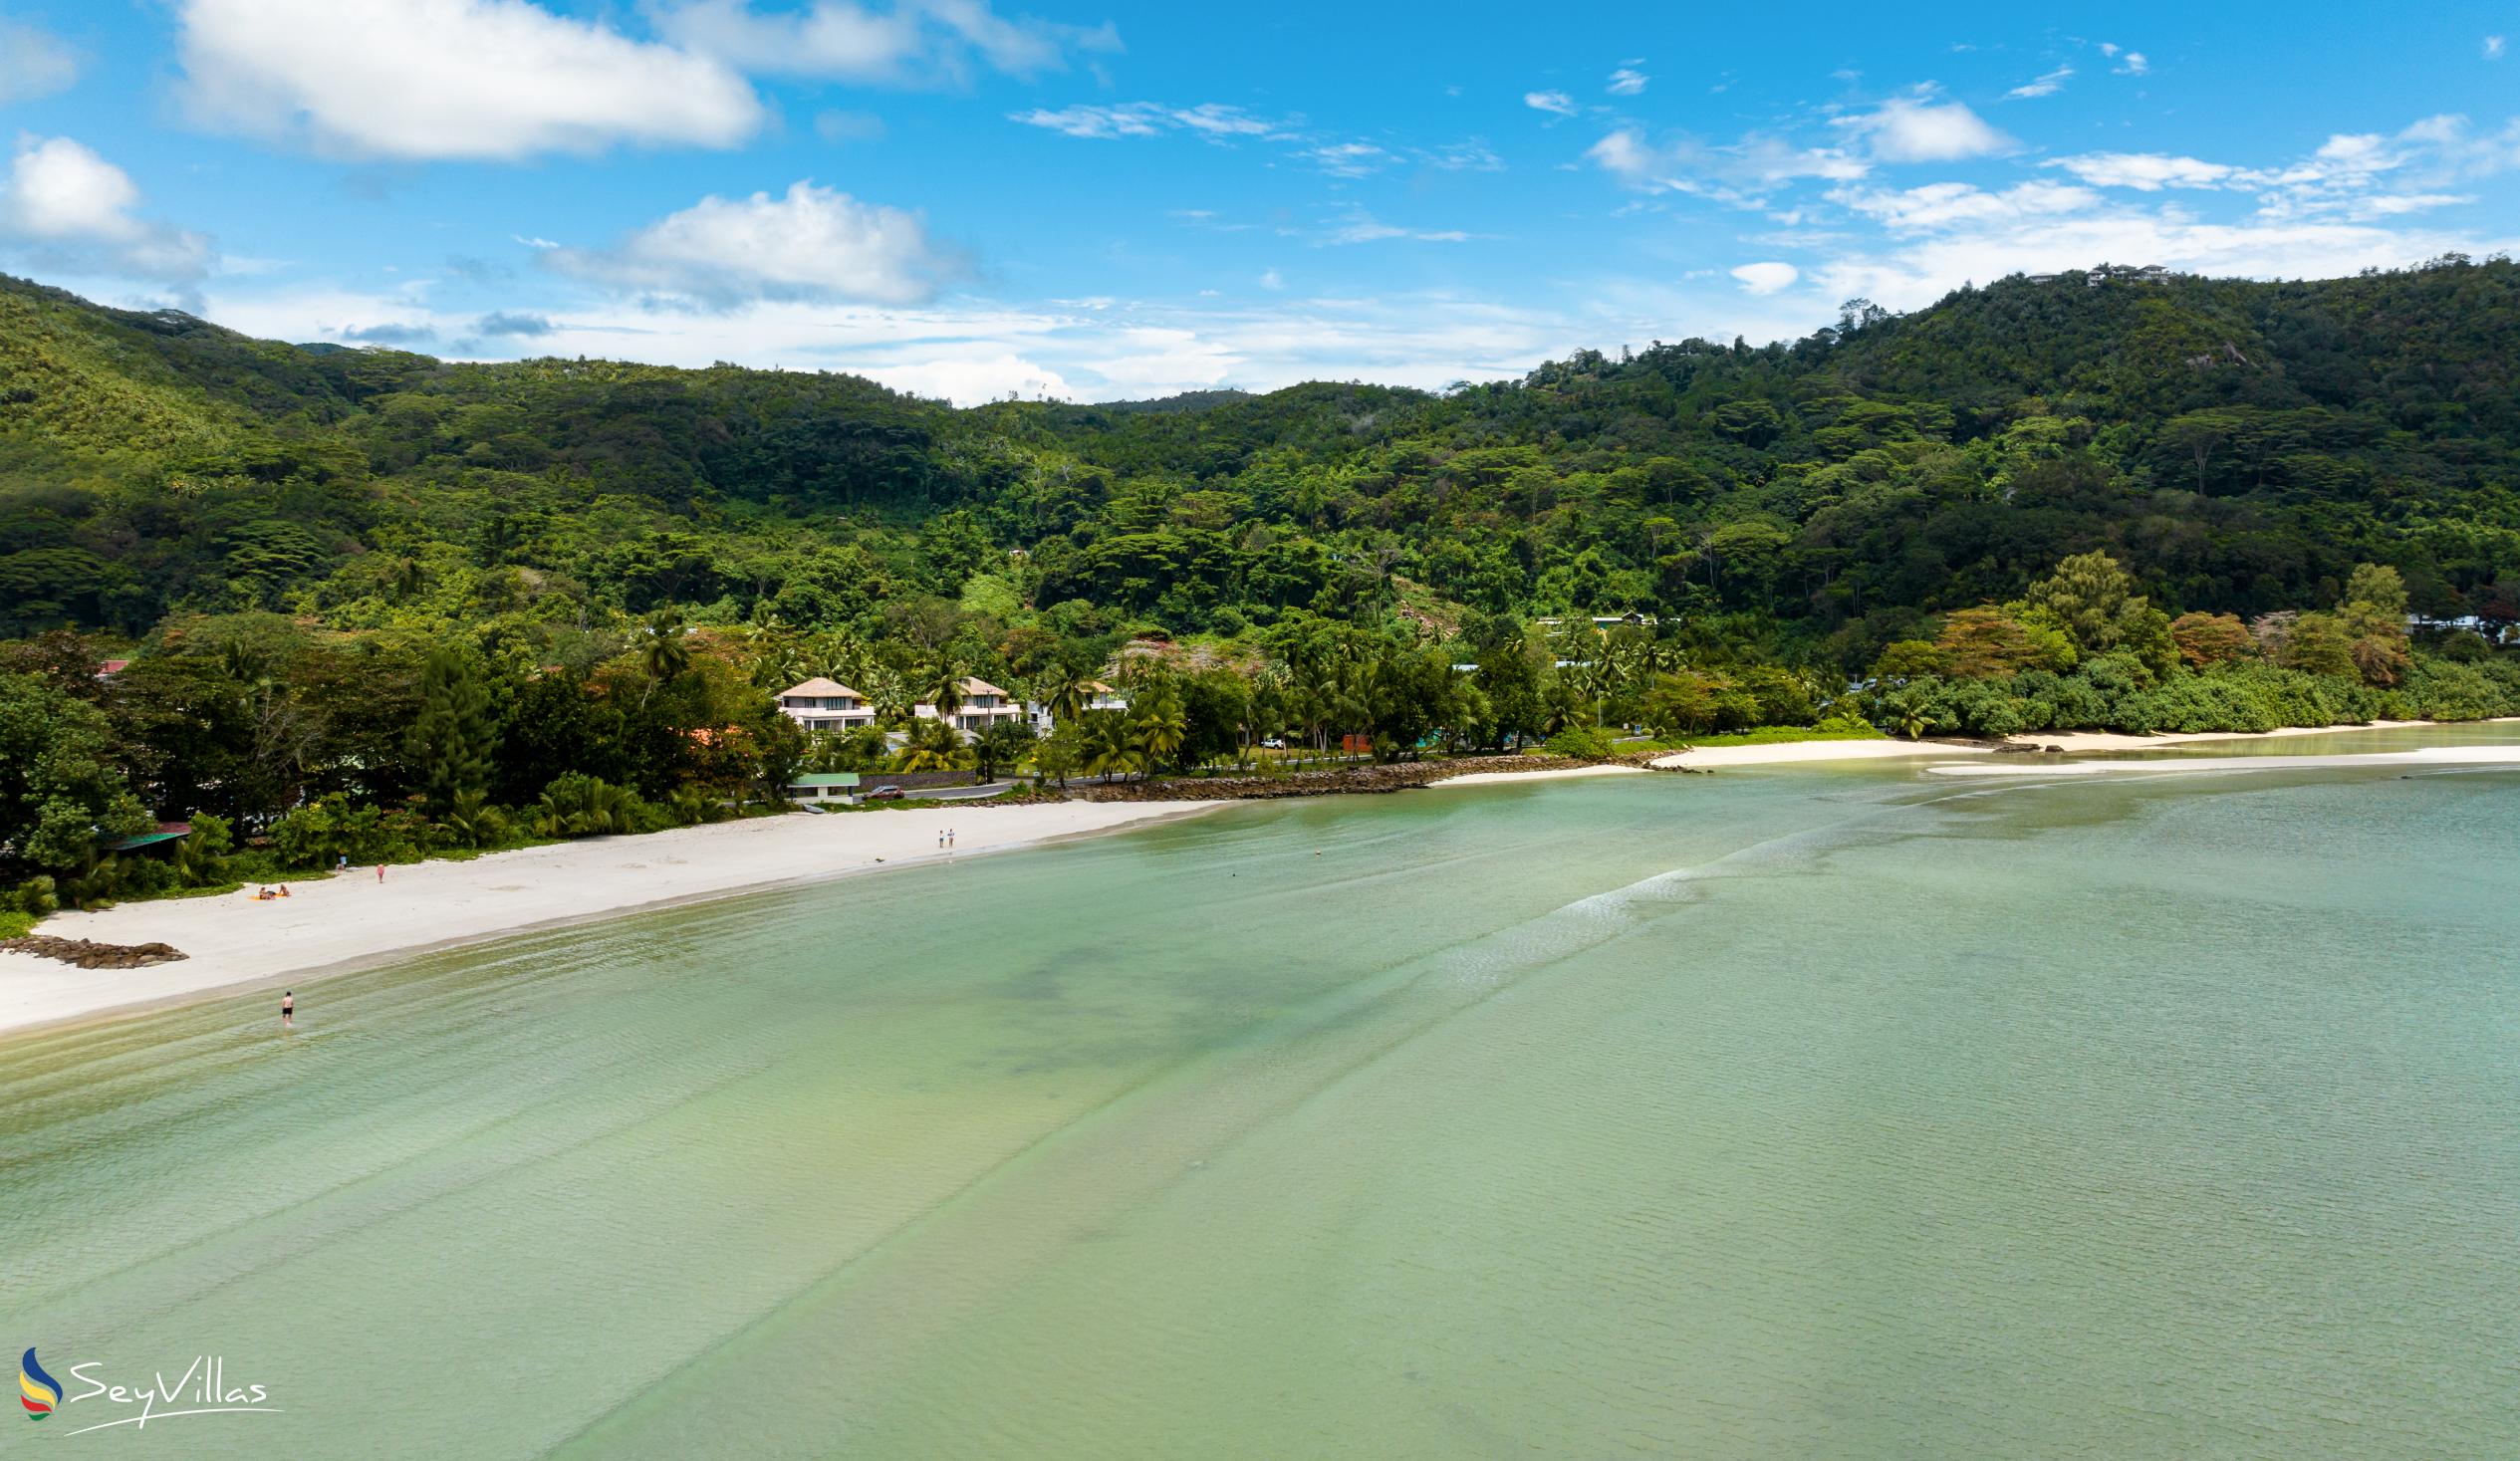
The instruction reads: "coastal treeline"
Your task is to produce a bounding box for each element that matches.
[4,257,2520,914]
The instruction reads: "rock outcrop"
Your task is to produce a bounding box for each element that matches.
[0,935,189,969]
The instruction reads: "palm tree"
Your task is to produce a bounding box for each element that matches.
[637,609,690,706]
[891,716,967,774]
[440,788,507,849]
[970,718,1036,784]
[1082,713,1139,782]
[1130,697,1187,776]
[1041,662,1091,727]
[923,660,966,728]
[748,632,808,691]
[1898,707,1929,741]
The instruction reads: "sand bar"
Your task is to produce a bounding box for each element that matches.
[1930,745,2520,778]
[1651,739,1994,769]
[0,800,1219,1038]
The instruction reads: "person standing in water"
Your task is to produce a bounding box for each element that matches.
[281,991,295,1029]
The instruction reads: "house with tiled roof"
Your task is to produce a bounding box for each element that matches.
[914,676,1027,737]
[775,677,876,733]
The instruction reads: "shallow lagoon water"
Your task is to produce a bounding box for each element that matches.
[5,725,2518,1457]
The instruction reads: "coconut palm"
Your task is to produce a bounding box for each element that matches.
[970,717,1036,784]
[923,660,967,726]
[1040,662,1091,726]
[1129,696,1187,775]
[891,716,968,774]
[636,608,690,706]
[1082,712,1140,782]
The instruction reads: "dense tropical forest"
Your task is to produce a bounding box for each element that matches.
[5,256,2519,914]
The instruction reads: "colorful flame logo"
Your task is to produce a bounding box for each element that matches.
[19,1347,60,1420]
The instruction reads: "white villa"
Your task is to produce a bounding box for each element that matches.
[1026,680,1129,734]
[914,676,1028,738]
[775,677,877,733]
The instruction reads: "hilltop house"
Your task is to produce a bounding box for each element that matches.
[914,677,1027,738]
[775,677,876,733]
[1026,681,1129,734]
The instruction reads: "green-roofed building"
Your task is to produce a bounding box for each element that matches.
[785,772,862,806]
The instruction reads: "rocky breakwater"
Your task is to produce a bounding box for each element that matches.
[2,935,189,969]
[1071,751,1673,803]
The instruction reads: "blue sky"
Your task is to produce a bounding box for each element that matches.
[0,1,2514,402]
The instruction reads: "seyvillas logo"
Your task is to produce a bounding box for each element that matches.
[14,1349,281,1436]
[19,1348,60,1419]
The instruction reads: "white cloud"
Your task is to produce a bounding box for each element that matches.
[1524,90,1577,118]
[173,0,762,160]
[1586,126,1868,207]
[1832,94,2012,162]
[2486,36,2506,60]
[1830,179,2100,231]
[1011,102,1287,140]
[1321,209,1470,245]
[1808,209,2517,316]
[547,180,958,307]
[654,0,1118,84]
[1607,67,1647,96]
[1729,261,1798,294]
[1009,101,1487,178]
[2115,51,2149,76]
[2004,65,2073,100]
[1305,141,1392,178]
[2047,152,2237,190]
[876,350,1077,402]
[1258,268,1283,291]
[0,17,78,103]
[0,136,212,285]
[2051,117,2520,220]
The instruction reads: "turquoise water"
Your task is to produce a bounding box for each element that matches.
[6,726,2519,1457]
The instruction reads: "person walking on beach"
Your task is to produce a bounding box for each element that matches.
[377,863,385,882]
[948,828,956,849]
[281,991,295,1030]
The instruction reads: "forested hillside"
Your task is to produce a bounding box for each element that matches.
[4,257,2518,912]
[5,256,2518,649]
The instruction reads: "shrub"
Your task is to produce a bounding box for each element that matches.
[268,795,432,869]
[1542,726,1617,760]
[2400,654,2520,721]
[532,774,660,838]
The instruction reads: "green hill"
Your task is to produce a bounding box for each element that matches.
[2,258,2517,654]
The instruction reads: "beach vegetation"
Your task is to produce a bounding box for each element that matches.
[3,262,2520,902]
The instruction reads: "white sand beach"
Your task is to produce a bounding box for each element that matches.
[1651,739,1994,769]
[0,800,1219,1037]
[1929,745,2520,778]
[2026,719,2448,753]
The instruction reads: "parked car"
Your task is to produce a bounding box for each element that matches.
[1261,737,1286,749]
[867,785,906,800]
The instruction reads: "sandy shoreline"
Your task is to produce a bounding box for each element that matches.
[14,715,2516,1039]
[1649,739,1993,769]
[1646,716,2520,768]
[0,800,1220,1039]
[2026,719,2454,753]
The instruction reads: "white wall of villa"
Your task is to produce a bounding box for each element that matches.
[914,677,1029,737]
[776,677,876,733]
[1025,682,1129,734]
